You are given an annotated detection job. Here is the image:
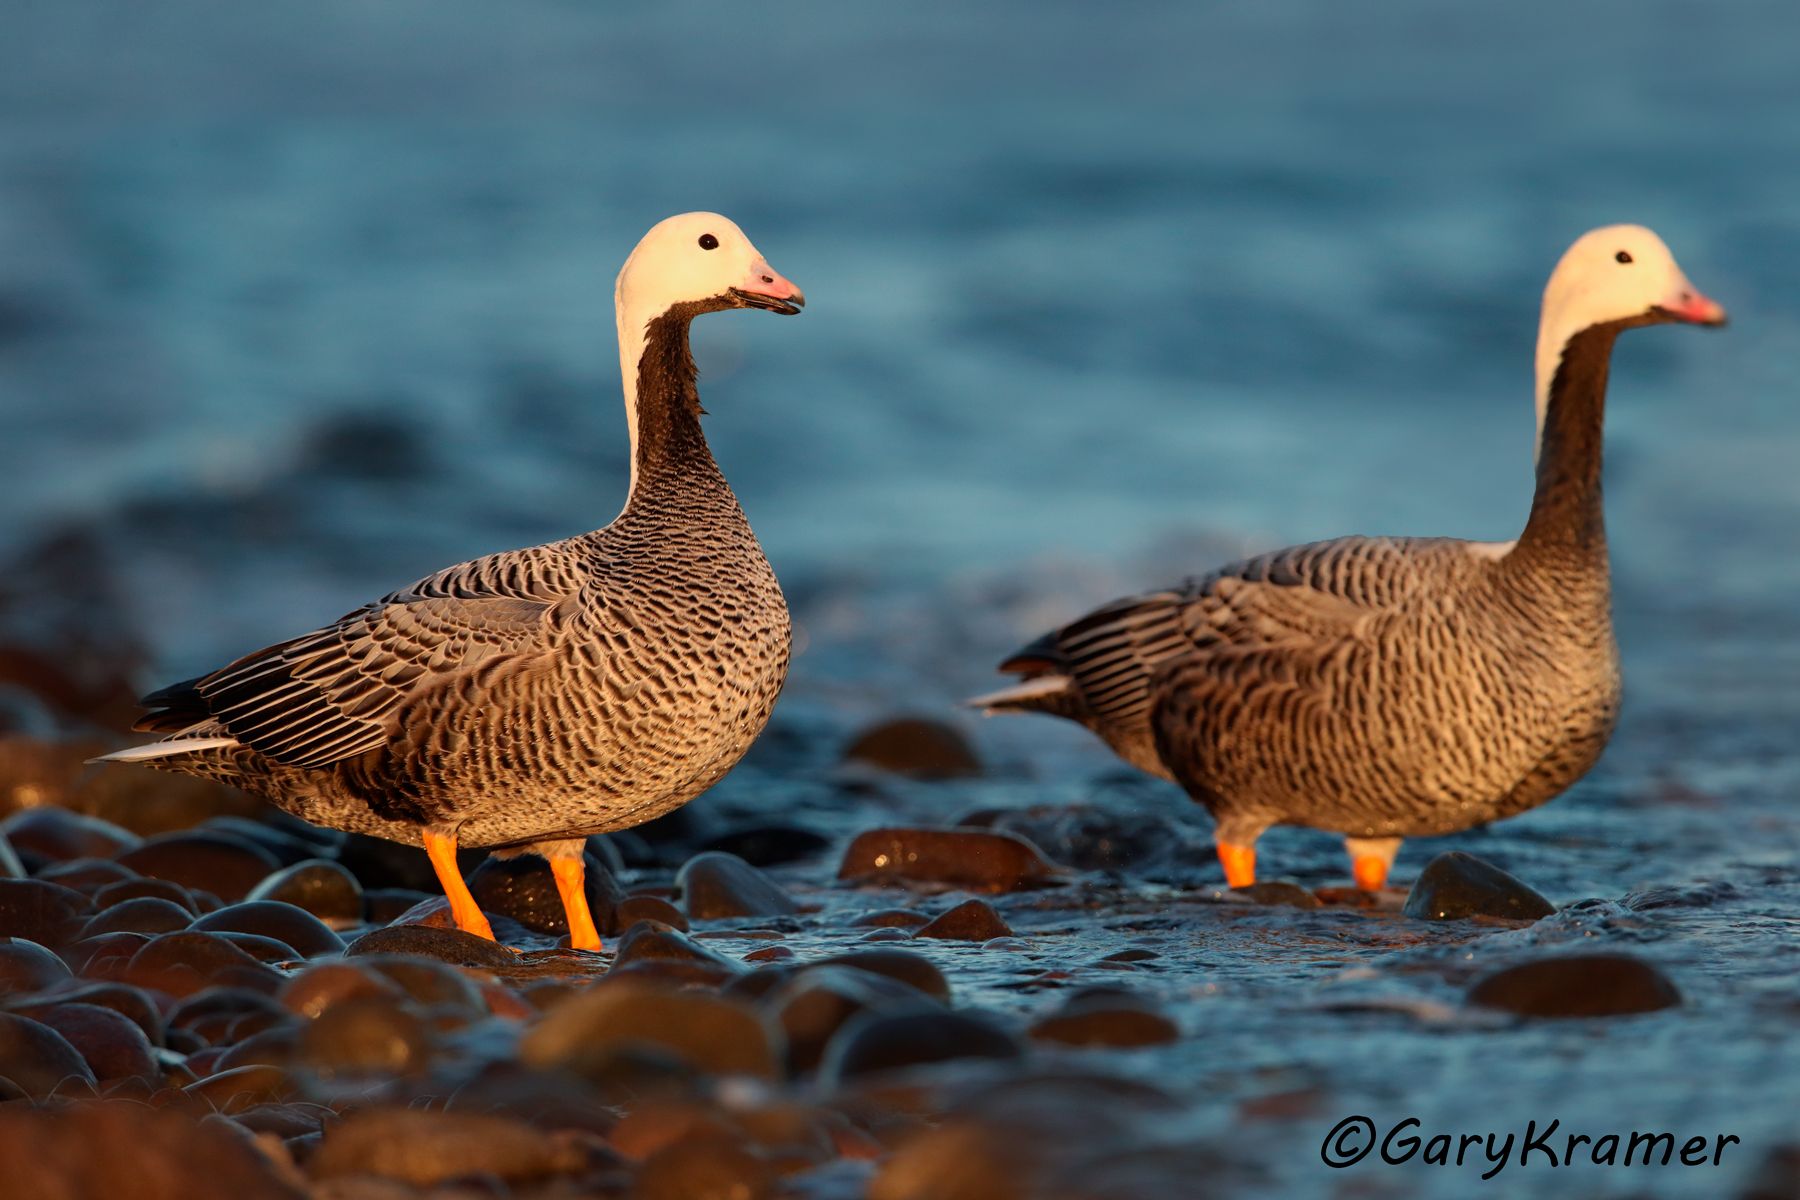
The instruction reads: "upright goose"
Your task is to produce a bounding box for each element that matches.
[972,226,1725,892]
[100,213,805,949]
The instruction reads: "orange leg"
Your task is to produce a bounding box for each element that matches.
[423,829,495,941]
[1216,839,1257,889]
[1352,855,1390,891]
[550,855,604,952]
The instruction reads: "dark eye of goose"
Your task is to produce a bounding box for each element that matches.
[698,233,719,250]
[1615,250,1633,264]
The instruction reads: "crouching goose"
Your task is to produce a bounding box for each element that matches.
[99,212,805,950]
[971,226,1725,893]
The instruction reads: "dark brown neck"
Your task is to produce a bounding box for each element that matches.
[1517,322,1620,565]
[629,303,720,500]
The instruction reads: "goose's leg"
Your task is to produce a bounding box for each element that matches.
[423,828,496,941]
[547,849,604,952]
[1345,836,1402,892]
[1216,839,1257,888]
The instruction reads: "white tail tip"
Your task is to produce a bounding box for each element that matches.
[91,737,240,765]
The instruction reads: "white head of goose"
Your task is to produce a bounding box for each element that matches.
[100,212,804,953]
[973,225,1724,896]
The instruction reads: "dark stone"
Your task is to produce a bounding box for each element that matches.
[344,924,519,969]
[295,994,430,1079]
[357,956,486,1015]
[336,832,479,892]
[0,877,92,947]
[0,935,71,992]
[700,824,832,867]
[843,717,983,779]
[182,1063,298,1113]
[19,1002,159,1082]
[522,980,780,1079]
[81,896,195,937]
[838,827,1063,892]
[364,887,434,924]
[768,965,939,1074]
[170,988,289,1046]
[192,900,345,958]
[1403,852,1555,922]
[1467,953,1682,1017]
[245,859,364,928]
[69,931,151,980]
[213,1024,301,1072]
[677,851,798,919]
[123,931,283,997]
[1236,881,1322,909]
[278,961,405,1019]
[0,1011,95,1097]
[36,982,162,1045]
[610,922,738,972]
[36,857,139,894]
[114,832,281,902]
[1028,988,1180,1048]
[93,877,200,913]
[0,807,139,863]
[0,1101,302,1200]
[820,1008,1022,1084]
[916,899,1013,941]
[636,1134,776,1200]
[983,805,1183,872]
[616,894,689,932]
[812,949,952,1003]
[213,931,303,963]
[310,1108,584,1186]
[467,850,623,937]
[0,832,21,879]
[196,817,326,867]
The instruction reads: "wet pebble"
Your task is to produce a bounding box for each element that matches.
[91,876,202,912]
[182,1062,298,1112]
[1028,987,1180,1048]
[0,876,91,947]
[0,806,138,863]
[296,994,430,1079]
[769,965,939,1074]
[468,849,623,937]
[1236,881,1323,909]
[852,908,929,929]
[0,934,71,992]
[114,832,281,902]
[916,898,1013,941]
[611,921,739,973]
[701,824,832,867]
[196,816,326,867]
[41,981,163,1045]
[523,980,781,1079]
[123,931,283,997]
[843,716,983,778]
[18,1001,159,1082]
[1403,851,1555,921]
[634,1133,777,1200]
[0,1100,300,1199]
[838,827,1062,892]
[0,1011,95,1097]
[192,900,345,958]
[1467,953,1682,1017]
[358,955,486,1015]
[678,851,798,919]
[821,1008,1022,1084]
[36,857,139,895]
[81,895,195,937]
[814,949,952,1002]
[212,930,302,964]
[344,923,519,969]
[171,988,290,1046]
[69,930,150,980]
[279,960,404,1019]
[310,1107,586,1187]
[617,894,690,932]
[363,887,434,924]
[245,859,364,928]
[984,804,1182,872]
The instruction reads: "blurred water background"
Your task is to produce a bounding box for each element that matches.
[2,4,1797,1197]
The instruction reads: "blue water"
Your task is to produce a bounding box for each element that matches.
[2,3,1797,1196]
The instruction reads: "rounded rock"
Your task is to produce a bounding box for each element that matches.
[81,896,195,937]
[36,857,140,895]
[769,966,939,1075]
[838,828,1061,892]
[1404,852,1555,922]
[310,1107,583,1187]
[0,1011,96,1097]
[344,924,519,969]
[123,931,282,997]
[915,899,1013,941]
[280,960,405,1019]
[1467,953,1681,1017]
[0,935,71,993]
[523,980,780,1080]
[617,894,689,932]
[296,994,431,1079]
[468,850,623,938]
[0,877,92,947]
[245,859,364,928]
[193,900,345,958]
[814,949,951,1003]
[92,876,200,913]
[0,807,138,863]
[677,851,798,920]
[18,1001,159,1083]
[1028,988,1180,1048]
[821,1008,1022,1084]
[114,832,281,903]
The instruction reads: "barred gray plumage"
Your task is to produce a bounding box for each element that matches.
[972,225,1725,891]
[99,212,805,949]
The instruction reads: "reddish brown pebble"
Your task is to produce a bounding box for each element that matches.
[0,877,92,948]
[344,923,519,969]
[193,901,345,958]
[124,931,282,998]
[20,1002,160,1082]
[245,859,364,928]
[92,877,201,913]
[0,807,139,863]
[677,851,798,920]
[617,894,689,932]
[1028,989,1180,1048]
[769,965,939,1075]
[183,1063,298,1113]
[81,896,195,937]
[915,899,1013,941]
[851,908,930,929]
[296,994,429,1079]
[280,961,404,1019]
[309,1107,585,1186]
[523,979,781,1080]
[114,832,281,902]
[0,935,71,992]
[36,857,140,895]
[1467,953,1681,1017]
[635,1132,776,1200]
[820,1008,1022,1084]
[842,717,983,779]
[838,828,1062,892]
[813,949,952,1002]
[0,1011,96,1097]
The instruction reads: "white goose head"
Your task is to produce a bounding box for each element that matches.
[1533,225,1725,451]
[613,212,803,502]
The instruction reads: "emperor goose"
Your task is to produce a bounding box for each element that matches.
[971,225,1725,893]
[101,212,805,950]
